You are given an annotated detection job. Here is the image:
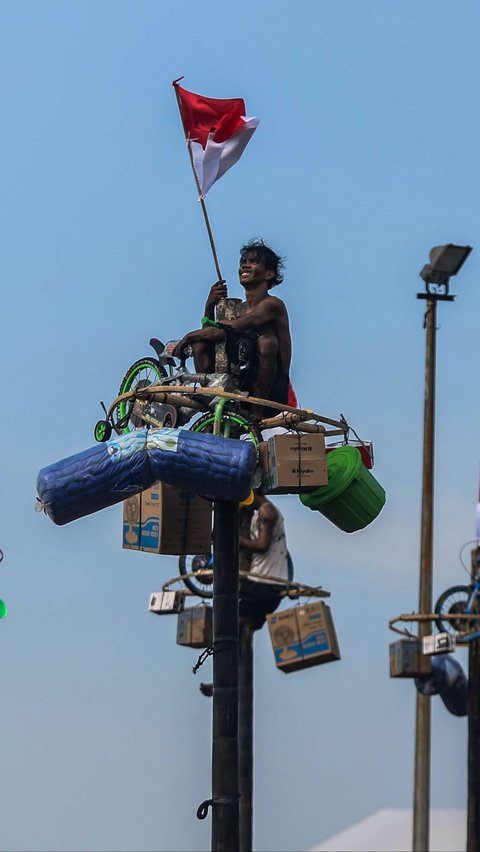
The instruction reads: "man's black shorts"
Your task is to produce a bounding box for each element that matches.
[223,327,289,403]
[269,371,290,405]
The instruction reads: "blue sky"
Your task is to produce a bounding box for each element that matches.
[1,1,479,850]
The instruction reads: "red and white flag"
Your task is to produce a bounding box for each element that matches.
[173,81,259,198]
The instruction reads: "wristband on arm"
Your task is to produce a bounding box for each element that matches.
[201,317,223,329]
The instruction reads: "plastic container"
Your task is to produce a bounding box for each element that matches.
[299,446,385,532]
[415,655,468,717]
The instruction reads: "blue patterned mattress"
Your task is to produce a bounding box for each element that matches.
[37,427,256,525]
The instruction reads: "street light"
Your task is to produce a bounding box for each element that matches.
[413,242,472,852]
[419,243,472,294]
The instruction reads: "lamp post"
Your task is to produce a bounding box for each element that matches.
[467,546,480,852]
[413,243,472,852]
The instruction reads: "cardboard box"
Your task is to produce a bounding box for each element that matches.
[326,440,374,469]
[148,590,185,615]
[176,605,213,648]
[123,483,212,555]
[267,601,340,673]
[389,639,432,677]
[422,632,456,655]
[260,433,328,494]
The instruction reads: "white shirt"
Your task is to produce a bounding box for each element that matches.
[249,506,289,584]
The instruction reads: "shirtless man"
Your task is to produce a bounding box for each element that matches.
[173,241,293,406]
[238,492,291,629]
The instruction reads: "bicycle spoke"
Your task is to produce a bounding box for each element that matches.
[435,584,478,639]
[116,358,166,433]
[179,554,214,598]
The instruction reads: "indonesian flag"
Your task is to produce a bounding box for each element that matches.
[287,382,298,408]
[173,81,259,198]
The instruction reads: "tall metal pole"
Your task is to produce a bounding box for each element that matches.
[413,295,437,852]
[212,500,240,852]
[412,245,471,849]
[239,620,254,852]
[467,547,480,852]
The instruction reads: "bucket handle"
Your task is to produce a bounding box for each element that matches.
[339,414,369,452]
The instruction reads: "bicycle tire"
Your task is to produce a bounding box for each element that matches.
[434,584,477,638]
[190,411,261,454]
[94,419,112,443]
[179,546,292,599]
[179,554,213,599]
[116,358,167,432]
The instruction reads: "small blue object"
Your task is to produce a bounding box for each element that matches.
[415,655,468,717]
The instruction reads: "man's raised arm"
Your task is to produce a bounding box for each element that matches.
[204,280,228,320]
[172,280,228,358]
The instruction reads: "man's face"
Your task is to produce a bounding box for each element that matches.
[238,251,274,287]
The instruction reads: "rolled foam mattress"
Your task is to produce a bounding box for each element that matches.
[37,427,256,525]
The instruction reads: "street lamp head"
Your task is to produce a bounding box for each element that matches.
[420,243,473,294]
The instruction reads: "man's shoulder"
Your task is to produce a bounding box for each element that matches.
[263,293,288,313]
[259,501,279,523]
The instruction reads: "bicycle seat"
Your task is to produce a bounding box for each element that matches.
[149,337,176,366]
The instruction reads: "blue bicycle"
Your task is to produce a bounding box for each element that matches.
[435,576,480,643]
[179,551,295,599]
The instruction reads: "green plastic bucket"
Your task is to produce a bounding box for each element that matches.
[0,599,7,619]
[299,446,386,532]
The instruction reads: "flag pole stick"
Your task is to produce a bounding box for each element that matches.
[173,79,223,282]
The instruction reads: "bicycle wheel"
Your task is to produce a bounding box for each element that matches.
[434,584,478,638]
[179,554,214,598]
[190,411,261,454]
[94,419,112,443]
[116,358,167,432]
